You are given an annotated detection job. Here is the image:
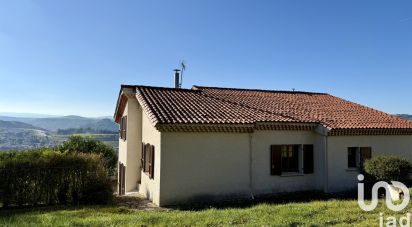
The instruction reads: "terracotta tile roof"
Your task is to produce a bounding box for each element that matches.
[135,86,294,125]
[122,85,412,132]
[192,85,412,130]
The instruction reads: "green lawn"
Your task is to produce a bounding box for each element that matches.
[0,198,409,226]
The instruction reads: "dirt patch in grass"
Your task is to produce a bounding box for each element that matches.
[114,195,167,211]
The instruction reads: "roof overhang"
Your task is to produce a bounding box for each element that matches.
[329,128,412,136]
[113,86,137,124]
[155,122,318,133]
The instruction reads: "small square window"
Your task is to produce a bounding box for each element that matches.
[347,147,372,169]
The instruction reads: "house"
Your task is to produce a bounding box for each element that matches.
[114,84,412,206]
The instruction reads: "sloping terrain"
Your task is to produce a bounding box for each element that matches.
[0,120,55,150]
[0,115,118,132]
[0,115,119,151]
[398,114,412,121]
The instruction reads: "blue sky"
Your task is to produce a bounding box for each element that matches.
[0,0,411,117]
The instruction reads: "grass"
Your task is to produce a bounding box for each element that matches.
[0,195,410,226]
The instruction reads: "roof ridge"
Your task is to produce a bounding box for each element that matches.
[122,84,199,92]
[192,85,328,95]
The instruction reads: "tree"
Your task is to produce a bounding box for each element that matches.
[56,135,117,175]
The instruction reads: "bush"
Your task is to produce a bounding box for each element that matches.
[0,149,113,207]
[364,155,411,182]
[56,135,117,176]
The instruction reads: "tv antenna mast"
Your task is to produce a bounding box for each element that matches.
[179,60,186,88]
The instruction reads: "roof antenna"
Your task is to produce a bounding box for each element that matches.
[179,60,186,88]
[173,60,186,89]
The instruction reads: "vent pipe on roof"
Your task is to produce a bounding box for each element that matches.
[173,69,181,89]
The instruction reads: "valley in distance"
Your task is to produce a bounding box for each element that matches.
[0,113,118,152]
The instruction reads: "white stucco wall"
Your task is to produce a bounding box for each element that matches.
[126,98,142,192]
[160,132,250,205]
[327,135,412,192]
[138,111,161,205]
[159,130,326,205]
[117,97,142,193]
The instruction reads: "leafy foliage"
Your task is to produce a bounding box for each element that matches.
[364,155,411,182]
[0,149,113,207]
[56,135,117,175]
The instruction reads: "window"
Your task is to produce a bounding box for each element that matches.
[120,116,127,140]
[348,147,358,168]
[141,142,155,179]
[271,144,314,175]
[347,147,372,169]
[281,145,299,172]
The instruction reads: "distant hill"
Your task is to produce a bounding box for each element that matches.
[0,114,118,151]
[0,112,59,118]
[0,115,118,132]
[0,120,43,130]
[397,114,412,121]
[84,119,118,132]
[0,120,55,150]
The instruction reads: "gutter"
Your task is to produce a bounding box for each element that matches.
[315,125,330,193]
[324,134,329,193]
[248,132,254,199]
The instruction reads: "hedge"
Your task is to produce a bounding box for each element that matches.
[0,149,113,208]
[56,135,117,176]
[364,155,411,183]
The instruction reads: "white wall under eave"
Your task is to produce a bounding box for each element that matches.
[160,132,251,206]
[138,112,161,205]
[118,99,143,193]
[125,98,142,192]
[159,130,326,206]
[327,135,412,192]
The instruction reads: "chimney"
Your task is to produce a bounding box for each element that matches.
[173,69,181,88]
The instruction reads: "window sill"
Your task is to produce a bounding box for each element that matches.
[346,168,359,172]
[280,172,304,177]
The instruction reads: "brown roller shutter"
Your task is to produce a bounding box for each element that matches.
[303,145,314,174]
[144,143,151,172]
[124,116,127,140]
[148,145,155,179]
[271,145,282,175]
[141,142,145,170]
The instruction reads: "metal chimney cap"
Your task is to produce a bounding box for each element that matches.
[173,69,181,72]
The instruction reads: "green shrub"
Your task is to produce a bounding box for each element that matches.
[364,155,411,182]
[0,149,113,207]
[56,135,117,176]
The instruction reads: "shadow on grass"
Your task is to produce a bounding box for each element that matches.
[0,203,116,217]
[170,190,358,211]
[0,190,358,214]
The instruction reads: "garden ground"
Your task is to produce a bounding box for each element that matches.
[0,192,410,226]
